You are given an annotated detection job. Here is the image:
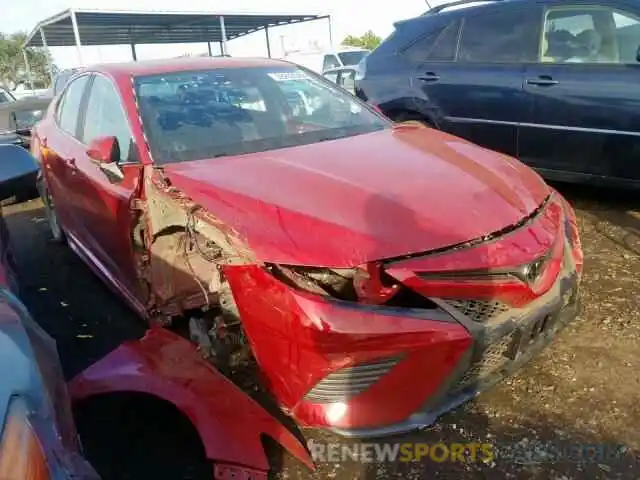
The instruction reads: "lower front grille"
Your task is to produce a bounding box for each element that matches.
[304,356,401,403]
[453,333,513,390]
[452,286,578,393]
[443,299,510,323]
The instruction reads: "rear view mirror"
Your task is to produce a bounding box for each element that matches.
[0,146,39,201]
[87,136,119,164]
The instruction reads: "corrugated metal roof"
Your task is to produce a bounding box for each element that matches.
[24,9,329,48]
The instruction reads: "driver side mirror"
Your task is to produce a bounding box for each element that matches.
[0,145,39,201]
[87,136,119,164]
[636,45,640,62]
[86,136,124,183]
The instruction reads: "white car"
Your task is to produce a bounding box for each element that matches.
[323,66,357,95]
[0,88,15,104]
[283,47,369,73]
[10,84,50,100]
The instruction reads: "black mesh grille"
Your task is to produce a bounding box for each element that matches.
[304,356,401,403]
[443,299,510,323]
[453,333,513,389]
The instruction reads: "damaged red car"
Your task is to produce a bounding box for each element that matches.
[32,57,583,438]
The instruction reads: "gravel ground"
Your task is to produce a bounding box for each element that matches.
[3,182,639,480]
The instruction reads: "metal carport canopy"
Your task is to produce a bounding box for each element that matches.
[24,9,330,59]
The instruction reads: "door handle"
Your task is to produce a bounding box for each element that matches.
[66,158,78,172]
[418,72,440,82]
[526,76,559,86]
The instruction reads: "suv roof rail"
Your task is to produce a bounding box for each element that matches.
[424,0,504,15]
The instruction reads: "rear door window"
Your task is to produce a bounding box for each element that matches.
[58,75,90,138]
[402,25,446,63]
[427,20,461,61]
[402,20,461,63]
[458,9,540,62]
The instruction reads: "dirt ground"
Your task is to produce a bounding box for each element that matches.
[3,182,639,479]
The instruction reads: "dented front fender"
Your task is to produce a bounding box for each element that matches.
[68,328,313,473]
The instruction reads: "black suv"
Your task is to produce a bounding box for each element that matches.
[356,0,640,187]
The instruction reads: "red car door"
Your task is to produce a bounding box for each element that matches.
[62,73,145,304]
[38,74,92,239]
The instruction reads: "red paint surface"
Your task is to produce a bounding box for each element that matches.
[224,265,472,429]
[68,328,313,471]
[35,122,144,307]
[162,126,549,267]
[86,136,118,164]
[385,195,567,307]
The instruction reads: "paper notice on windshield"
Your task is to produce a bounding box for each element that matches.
[267,71,309,82]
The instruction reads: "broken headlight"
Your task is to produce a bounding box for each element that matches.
[265,262,402,305]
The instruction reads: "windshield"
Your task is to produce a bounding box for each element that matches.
[135,65,388,164]
[337,51,369,66]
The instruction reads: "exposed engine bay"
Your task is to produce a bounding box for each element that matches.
[134,167,255,369]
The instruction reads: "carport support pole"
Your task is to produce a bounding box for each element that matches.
[265,26,271,58]
[327,16,333,47]
[70,10,84,65]
[130,43,137,61]
[207,41,213,57]
[219,15,228,56]
[39,28,54,86]
[22,49,34,91]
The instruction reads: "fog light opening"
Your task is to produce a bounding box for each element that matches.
[326,402,348,423]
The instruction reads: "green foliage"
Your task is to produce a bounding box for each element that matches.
[0,32,53,89]
[341,30,382,51]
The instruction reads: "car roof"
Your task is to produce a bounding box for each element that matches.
[83,56,294,80]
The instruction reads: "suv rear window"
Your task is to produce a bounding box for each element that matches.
[402,21,460,63]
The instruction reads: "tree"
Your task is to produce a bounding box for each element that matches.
[341,30,382,51]
[0,32,53,89]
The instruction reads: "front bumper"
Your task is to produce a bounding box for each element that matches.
[225,194,582,437]
[330,250,580,437]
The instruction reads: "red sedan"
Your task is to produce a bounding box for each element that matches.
[32,57,583,437]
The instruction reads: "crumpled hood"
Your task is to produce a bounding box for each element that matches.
[162,125,550,267]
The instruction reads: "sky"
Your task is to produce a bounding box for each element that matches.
[1,0,432,69]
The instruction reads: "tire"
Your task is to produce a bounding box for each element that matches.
[41,183,65,244]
